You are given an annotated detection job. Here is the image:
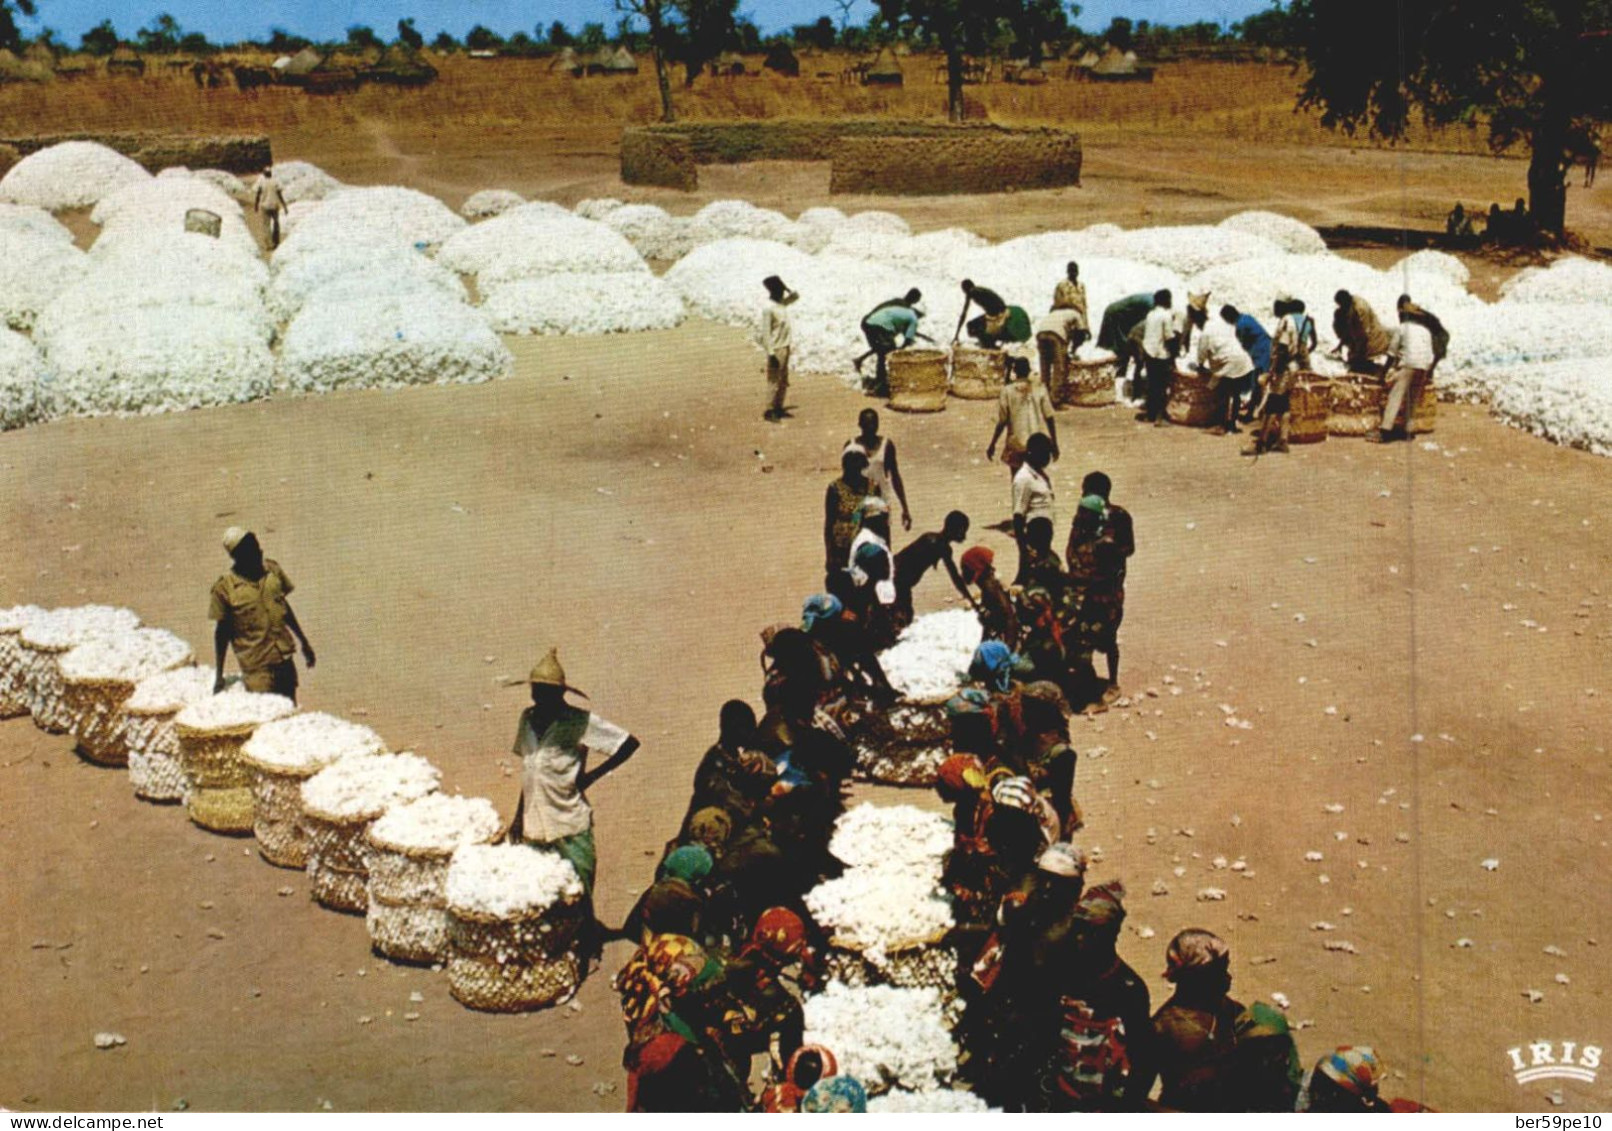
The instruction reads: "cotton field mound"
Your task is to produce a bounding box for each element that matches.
[0,229,86,332]
[274,186,467,270]
[437,209,647,283]
[270,160,343,204]
[600,204,693,262]
[0,141,151,211]
[1489,358,1612,456]
[91,177,257,258]
[461,189,526,219]
[0,203,75,244]
[1218,210,1328,256]
[482,273,685,336]
[268,243,467,324]
[280,291,511,393]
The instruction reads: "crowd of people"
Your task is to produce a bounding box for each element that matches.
[601,387,1432,1110]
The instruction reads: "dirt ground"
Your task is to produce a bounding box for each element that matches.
[2,124,1610,1114]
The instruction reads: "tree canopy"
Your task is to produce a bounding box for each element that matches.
[79,18,118,55]
[0,0,37,52]
[1287,0,1611,234]
[395,18,423,49]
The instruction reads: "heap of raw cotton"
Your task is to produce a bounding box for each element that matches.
[685,199,800,249]
[878,609,982,703]
[0,140,151,210]
[573,198,624,220]
[0,328,51,430]
[437,209,646,282]
[802,982,958,1094]
[1499,257,1612,307]
[602,204,694,261]
[867,1089,992,1113]
[90,176,256,256]
[482,272,685,335]
[444,842,583,918]
[279,291,510,393]
[1436,302,1612,400]
[828,803,953,874]
[266,243,466,323]
[369,794,503,854]
[842,210,911,236]
[1489,359,1612,457]
[124,665,217,714]
[21,606,141,651]
[805,868,954,959]
[274,186,467,266]
[270,161,343,204]
[300,751,440,821]
[949,245,1186,331]
[461,189,526,219]
[1102,224,1285,277]
[825,226,987,277]
[240,712,387,772]
[190,169,249,201]
[1217,210,1328,256]
[173,687,295,731]
[0,202,75,243]
[0,229,87,331]
[1391,249,1470,288]
[58,628,192,683]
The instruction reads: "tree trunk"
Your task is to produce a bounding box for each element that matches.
[646,9,675,122]
[1527,95,1570,236]
[946,45,964,122]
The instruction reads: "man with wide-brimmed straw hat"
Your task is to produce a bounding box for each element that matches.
[208,526,315,702]
[508,647,640,903]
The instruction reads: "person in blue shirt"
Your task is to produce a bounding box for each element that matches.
[853,291,931,394]
[1223,305,1272,423]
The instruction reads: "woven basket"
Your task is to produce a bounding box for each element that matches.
[310,859,370,913]
[1064,357,1118,408]
[62,676,138,766]
[886,349,948,413]
[447,903,588,961]
[19,639,71,733]
[368,900,452,964]
[1327,374,1387,436]
[249,769,313,867]
[0,629,28,719]
[368,850,452,906]
[446,950,581,1013]
[1165,369,1218,427]
[186,785,256,834]
[950,346,1005,401]
[124,707,187,802]
[177,722,257,790]
[1288,376,1331,444]
[1409,379,1437,434]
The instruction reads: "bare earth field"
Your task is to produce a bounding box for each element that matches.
[2,75,1611,1113]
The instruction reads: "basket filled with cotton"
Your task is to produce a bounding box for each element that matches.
[802,982,960,1097]
[444,843,588,1012]
[299,752,440,912]
[174,689,296,834]
[59,629,193,765]
[365,794,504,963]
[241,713,388,868]
[123,667,218,802]
[18,606,141,733]
[1063,347,1119,408]
[852,611,981,786]
[0,605,46,719]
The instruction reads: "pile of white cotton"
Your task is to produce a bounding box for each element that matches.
[190,168,249,201]
[0,328,51,430]
[802,982,958,1094]
[602,204,694,261]
[461,189,526,219]
[1489,358,1612,457]
[274,186,466,265]
[445,843,583,918]
[482,272,685,336]
[437,208,646,282]
[573,198,624,221]
[0,141,151,210]
[173,687,295,731]
[270,161,343,204]
[867,1089,992,1113]
[266,242,465,323]
[279,291,511,393]
[300,751,440,820]
[0,229,87,331]
[1499,257,1612,307]
[878,609,982,703]
[828,803,954,874]
[90,176,256,257]
[125,665,217,713]
[22,605,141,651]
[1218,210,1328,256]
[685,199,800,249]
[240,712,387,772]
[369,794,503,853]
[59,628,191,683]
[804,869,954,961]
[0,202,75,243]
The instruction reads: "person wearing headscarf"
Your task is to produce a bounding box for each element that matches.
[760,1044,839,1113]
[1064,493,1126,710]
[1300,1046,1387,1112]
[1230,1002,1303,1111]
[970,639,1029,694]
[824,449,871,585]
[998,681,1078,835]
[707,907,813,1072]
[847,496,894,587]
[616,843,715,943]
[1151,928,1246,1111]
[686,806,734,858]
[801,1075,868,1113]
[803,573,894,701]
[1331,290,1392,374]
[680,700,776,837]
[961,546,1019,648]
[616,934,749,1111]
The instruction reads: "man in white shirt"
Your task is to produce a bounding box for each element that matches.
[1371,303,1437,443]
[508,648,639,907]
[760,274,799,422]
[1139,289,1181,425]
[1195,307,1255,435]
[252,166,287,249]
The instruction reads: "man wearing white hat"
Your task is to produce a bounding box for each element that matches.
[508,647,639,902]
[208,527,315,701]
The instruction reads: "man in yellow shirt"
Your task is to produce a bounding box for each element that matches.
[208,527,316,701]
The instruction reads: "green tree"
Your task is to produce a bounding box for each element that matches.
[80,18,119,55]
[675,0,739,85]
[137,12,181,53]
[0,0,36,52]
[266,27,310,53]
[346,24,383,50]
[505,30,538,55]
[547,20,573,45]
[795,15,836,48]
[1234,4,1291,47]
[878,0,1061,120]
[396,18,423,49]
[465,24,504,51]
[578,21,607,50]
[1103,14,1132,48]
[1287,0,1611,236]
[430,30,457,51]
[177,31,213,54]
[615,0,678,119]
[1009,0,1075,64]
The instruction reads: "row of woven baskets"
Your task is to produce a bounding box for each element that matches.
[885,345,1120,414]
[0,605,586,1014]
[1165,369,1437,437]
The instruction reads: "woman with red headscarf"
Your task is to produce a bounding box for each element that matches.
[705,907,814,1077]
[961,546,1019,648]
[615,934,750,1111]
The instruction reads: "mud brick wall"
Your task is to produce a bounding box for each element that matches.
[0,132,272,174]
[619,128,699,190]
[829,131,1082,195]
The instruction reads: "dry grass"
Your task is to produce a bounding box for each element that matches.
[0,54,1499,158]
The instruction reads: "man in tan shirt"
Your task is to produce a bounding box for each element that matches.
[252,167,287,250]
[209,527,315,700]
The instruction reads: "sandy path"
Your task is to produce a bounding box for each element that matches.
[3,314,1610,1111]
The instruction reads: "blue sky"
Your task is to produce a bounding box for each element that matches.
[20,0,1274,47]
